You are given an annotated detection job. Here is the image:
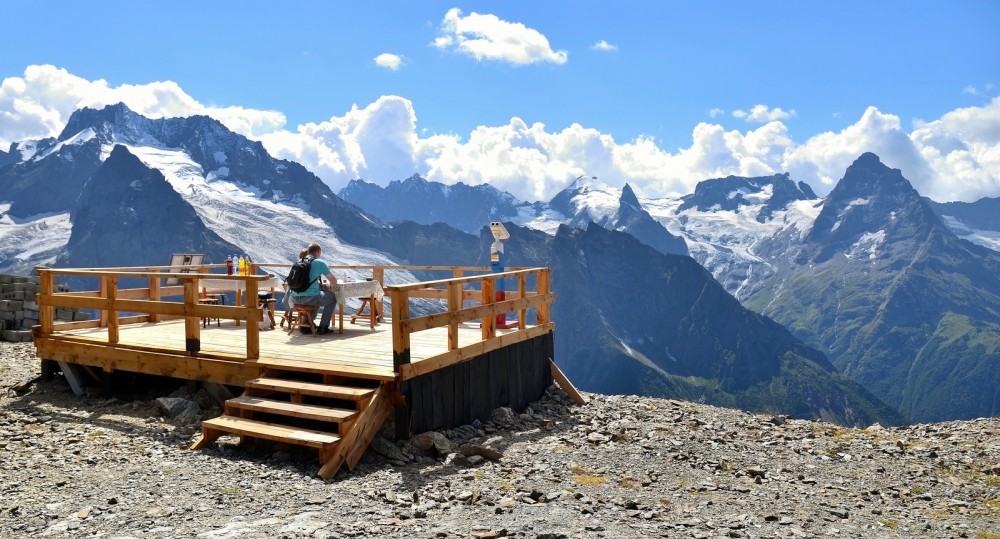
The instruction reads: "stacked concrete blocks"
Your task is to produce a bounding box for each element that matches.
[0,274,90,342]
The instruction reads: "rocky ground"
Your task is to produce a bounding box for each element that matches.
[0,342,998,538]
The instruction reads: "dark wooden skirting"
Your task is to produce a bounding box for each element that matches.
[398,332,554,436]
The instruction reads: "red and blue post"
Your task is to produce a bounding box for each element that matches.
[490,222,518,329]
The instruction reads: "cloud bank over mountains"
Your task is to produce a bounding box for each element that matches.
[2,65,998,203]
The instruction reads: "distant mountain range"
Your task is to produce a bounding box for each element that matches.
[342,155,1000,424]
[7,104,991,423]
[499,222,902,425]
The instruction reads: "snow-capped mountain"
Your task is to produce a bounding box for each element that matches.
[643,175,823,298]
[343,174,688,256]
[0,104,468,283]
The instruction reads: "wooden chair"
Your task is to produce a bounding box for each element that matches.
[198,296,221,328]
[350,296,382,328]
[289,306,318,336]
[279,307,296,330]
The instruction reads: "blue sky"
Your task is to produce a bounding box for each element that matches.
[1,1,998,202]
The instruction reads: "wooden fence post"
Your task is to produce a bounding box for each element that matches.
[183,278,200,354]
[98,277,108,328]
[537,269,551,325]
[391,290,411,371]
[38,269,53,336]
[517,272,527,330]
[481,277,495,340]
[148,275,160,323]
[246,277,260,360]
[105,275,119,344]
[447,281,460,350]
[374,266,385,322]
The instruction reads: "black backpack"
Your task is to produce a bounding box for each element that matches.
[286,256,317,293]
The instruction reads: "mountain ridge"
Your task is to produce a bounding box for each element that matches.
[746,153,1000,422]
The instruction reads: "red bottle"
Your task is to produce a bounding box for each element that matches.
[226,255,234,275]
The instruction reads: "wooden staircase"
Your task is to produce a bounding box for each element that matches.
[191,369,392,479]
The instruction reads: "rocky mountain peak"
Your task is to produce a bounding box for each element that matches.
[619,183,641,210]
[679,172,818,222]
[339,174,525,234]
[807,153,943,252]
[832,152,915,201]
[58,103,152,145]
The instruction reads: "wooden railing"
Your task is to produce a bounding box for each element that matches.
[35,263,555,380]
[385,267,554,379]
[35,265,269,359]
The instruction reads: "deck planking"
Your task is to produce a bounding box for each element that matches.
[56,318,526,381]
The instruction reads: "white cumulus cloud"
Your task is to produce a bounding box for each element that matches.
[708,108,725,118]
[733,104,796,123]
[374,53,403,71]
[433,8,567,65]
[590,40,618,52]
[3,65,1000,204]
[0,64,285,147]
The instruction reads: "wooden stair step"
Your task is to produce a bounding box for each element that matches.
[201,416,340,448]
[248,377,375,401]
[226,396,358,423]
[249,358,395,381]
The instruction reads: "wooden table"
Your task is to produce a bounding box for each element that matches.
[200,276,283,326]
[331,280,385,332]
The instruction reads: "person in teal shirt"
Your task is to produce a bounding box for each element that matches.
[289,242,338,334]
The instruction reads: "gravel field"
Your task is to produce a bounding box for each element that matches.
[0,341,997,538]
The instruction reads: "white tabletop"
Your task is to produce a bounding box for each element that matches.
[199,275,283,293]
[331,280,384,306]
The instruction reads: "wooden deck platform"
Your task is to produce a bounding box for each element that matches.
[33,263,560,479]
[49,317,535,382]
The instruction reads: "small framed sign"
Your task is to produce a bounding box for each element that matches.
[165,253,204,286]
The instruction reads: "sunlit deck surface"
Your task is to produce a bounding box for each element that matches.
[57,318,527,381]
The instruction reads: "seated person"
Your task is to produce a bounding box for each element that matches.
[288,243,338,334]
[282,249,309,312]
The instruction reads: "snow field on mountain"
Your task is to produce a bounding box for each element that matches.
[644,192,822,296]
[121,144,403,284]
[0,204,72,271]
[940,215,1000,252]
